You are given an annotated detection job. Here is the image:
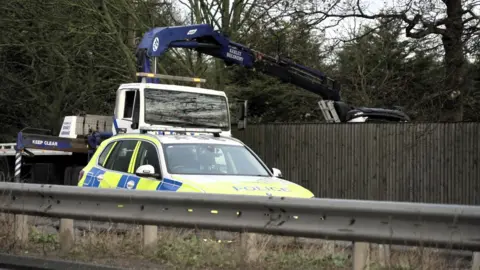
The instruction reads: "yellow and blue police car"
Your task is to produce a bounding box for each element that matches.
[77,131,314,198]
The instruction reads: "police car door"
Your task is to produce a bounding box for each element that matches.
[92,139,140,189]
[130,140,164,190]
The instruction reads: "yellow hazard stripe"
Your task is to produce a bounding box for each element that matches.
[136,178,161,190]
[99,171,122,189]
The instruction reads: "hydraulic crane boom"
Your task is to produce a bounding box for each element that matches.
[136,24,409,123]
[136,24,341,101]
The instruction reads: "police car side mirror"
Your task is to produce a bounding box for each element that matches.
[271,168,283,178]
[135,165,159,178]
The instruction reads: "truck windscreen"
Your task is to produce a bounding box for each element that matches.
[144,88,230,130]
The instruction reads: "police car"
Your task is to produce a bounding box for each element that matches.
[77,128,314,198]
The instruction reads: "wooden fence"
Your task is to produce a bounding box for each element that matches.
[232,122,480,205]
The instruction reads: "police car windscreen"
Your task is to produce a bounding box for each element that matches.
[144,88,229,130]
[163,143,270,176]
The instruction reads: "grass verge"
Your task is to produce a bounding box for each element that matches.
[0,214,467,270]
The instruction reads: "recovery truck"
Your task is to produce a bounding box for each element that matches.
[0,24,410,186]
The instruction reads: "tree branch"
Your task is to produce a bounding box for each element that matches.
[293,0,452,39]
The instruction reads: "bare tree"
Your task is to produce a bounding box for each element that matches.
[295,0,479,121]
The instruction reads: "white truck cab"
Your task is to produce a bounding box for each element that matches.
[113,82,232,137]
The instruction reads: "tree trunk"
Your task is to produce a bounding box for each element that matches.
[439,0,467,122]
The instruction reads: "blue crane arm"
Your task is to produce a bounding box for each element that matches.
[136,24,341,101]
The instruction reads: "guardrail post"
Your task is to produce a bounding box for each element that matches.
[241,232,259,263]
[472,252,480,270]
[59,218,74,253]
[377,244,391,267]
[143,225,157,248]
[14,214,28,246]
[353,241,370,270]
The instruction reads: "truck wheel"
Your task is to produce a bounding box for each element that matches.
[63,166,73,186]
[64,166,83,186]
[0,157,10,182]
[31,163,55,184]
[72,166,83,185]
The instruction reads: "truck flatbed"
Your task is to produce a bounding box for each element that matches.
[0,143,72,156]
